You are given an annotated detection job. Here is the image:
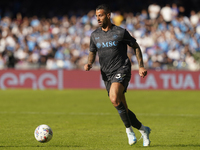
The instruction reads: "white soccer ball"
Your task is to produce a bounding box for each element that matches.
[34,124,53,143]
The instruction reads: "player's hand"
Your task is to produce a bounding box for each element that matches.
[139,67,147,78]
[84,64,92,71]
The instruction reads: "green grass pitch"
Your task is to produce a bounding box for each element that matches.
[0,89,199,150]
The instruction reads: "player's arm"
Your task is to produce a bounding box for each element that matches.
[132,42,147,78]
[84,51,96,71]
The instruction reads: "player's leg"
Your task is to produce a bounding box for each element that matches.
[121,94,151,146]
[109,82,137,145]
[120,94,128,112]
[121,94,141,129]
[109,82,131,127]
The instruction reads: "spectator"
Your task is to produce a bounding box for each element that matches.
[171,3,179,19]
[112,11,124,26]
[185,52,199,71]
[160,4,173,24]
[190,10,199,27]
[148,3,161,20]
[0,53,5,69]
[167,47,181,61]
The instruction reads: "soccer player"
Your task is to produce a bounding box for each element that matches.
[84,4,151,146]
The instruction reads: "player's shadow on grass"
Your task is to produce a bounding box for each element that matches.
[0,145,83,148]
[152,144,200,147]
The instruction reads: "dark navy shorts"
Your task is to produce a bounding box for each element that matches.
[104,72,131,96]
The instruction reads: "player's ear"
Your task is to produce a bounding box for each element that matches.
[107,13,111,19]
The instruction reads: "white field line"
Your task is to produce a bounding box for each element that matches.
[0,111,199,117]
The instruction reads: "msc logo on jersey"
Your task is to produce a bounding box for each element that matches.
[96,41,118,49]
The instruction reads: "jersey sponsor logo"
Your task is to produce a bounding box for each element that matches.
[102,41,118,48]
[96,41,118,49]
[95,35,119,48]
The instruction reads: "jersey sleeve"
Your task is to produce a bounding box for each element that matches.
[90,34,97,52]
[122,29,136,47]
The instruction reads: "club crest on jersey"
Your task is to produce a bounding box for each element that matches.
[96,43,101,49]
[113,34,118,39]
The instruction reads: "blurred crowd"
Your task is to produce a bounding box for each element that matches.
[0,3,200,71]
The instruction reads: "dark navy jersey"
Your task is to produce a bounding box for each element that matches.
[90,24,136,81]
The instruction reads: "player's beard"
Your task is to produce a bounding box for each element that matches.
[101,18,109,29]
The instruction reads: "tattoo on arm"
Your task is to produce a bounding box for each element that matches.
[88,51,96,64]
[132,42,144,68]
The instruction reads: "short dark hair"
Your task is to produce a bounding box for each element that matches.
[96,4,111,14]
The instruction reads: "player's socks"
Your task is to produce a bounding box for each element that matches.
[126,127,137,145]
[139,124,146,133]
[115,102,131,128]
[128,109,142,129]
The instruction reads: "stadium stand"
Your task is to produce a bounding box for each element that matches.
[0,0,199,70]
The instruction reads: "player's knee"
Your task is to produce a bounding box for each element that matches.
[109,94,120,107]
